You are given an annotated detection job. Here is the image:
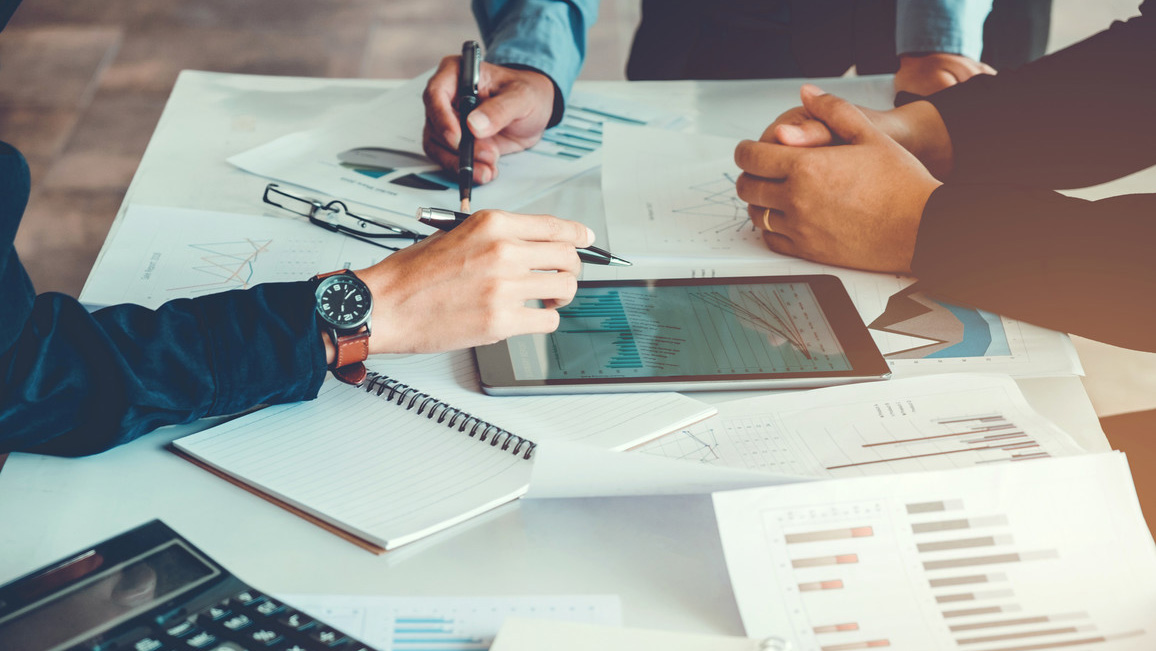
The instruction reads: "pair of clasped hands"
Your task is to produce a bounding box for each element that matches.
[352,56,959,360]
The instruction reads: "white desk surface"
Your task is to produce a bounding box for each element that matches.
[0,71,1112,636]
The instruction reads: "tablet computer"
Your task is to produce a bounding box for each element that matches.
[475,274,890,395]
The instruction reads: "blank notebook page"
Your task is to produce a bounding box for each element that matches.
[173,379,531,550]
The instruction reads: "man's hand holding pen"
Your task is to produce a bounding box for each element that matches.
[422,50,555,187]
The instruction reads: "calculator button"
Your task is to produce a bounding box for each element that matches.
[234,591,265,607]
[306,629,348,648]
[207,644,249,651]
[185,631,218,649]
[276,611,315,632]
[130,637,169,651]
[166,622,197,638]
[254,600,284,617]
[202,606,232,622]
[221,614,253,631]
[246,629,283,648]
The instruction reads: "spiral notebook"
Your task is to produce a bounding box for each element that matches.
[172,351,716,553]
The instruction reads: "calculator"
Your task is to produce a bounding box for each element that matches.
[0,520,381,651]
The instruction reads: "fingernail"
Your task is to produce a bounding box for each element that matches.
[585,227,596,246]
[481,167,492,184]
[778,124,802,142]
[801,84,824,98]
[467,112,491,136]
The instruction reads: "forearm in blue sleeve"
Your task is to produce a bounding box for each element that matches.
[471,0,599,102]
[897,0,992,59]
[928,1,1156,188]
[0,283,327,456]
[912,184,1156,352]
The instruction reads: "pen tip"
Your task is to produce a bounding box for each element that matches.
[460,199,471,213]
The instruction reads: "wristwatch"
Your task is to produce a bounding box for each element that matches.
[313,269,373,385]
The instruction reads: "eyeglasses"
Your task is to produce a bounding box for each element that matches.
[262,183,425,251]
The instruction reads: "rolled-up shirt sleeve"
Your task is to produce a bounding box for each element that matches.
[896,0,993,59]
[471,0,600,102]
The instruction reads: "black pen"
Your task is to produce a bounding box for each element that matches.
[458,41,482,213]
[416,207,633,267]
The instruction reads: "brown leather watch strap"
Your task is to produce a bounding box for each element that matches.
[331,328,370,385]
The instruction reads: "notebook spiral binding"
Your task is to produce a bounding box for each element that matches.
[360,372,536,460]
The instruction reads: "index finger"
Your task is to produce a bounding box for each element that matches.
[734,139,803,179]
[472,210,595,247]
[423,56,462,149]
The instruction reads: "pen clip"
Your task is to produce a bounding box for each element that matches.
[460,41,481,96]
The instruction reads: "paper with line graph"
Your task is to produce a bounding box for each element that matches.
[80,205,387,309]
[601,123,780,262]
[636,373,1087,476]
[713,452,1156,649]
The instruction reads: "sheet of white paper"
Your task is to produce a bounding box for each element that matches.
[491,618,778,651]
[526,440,810,499]
[79,205,389,309]
[602,124,774,262]
[713,453,1156,648]
[277,594,621,651]
[638,373,1088,477]
[229,74,685,219]
[580,261,1083,379]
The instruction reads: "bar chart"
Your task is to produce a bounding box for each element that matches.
[280,595,621,651]
[713,454,1155,651]
[546,282,850,379]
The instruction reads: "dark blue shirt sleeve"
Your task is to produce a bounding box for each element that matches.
[0,142,328,456]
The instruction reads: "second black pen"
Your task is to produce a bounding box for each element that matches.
[416,207,632,267]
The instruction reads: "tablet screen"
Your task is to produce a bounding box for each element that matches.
[506,280,852,380]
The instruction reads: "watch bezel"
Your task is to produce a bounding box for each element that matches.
[314,272,373,332]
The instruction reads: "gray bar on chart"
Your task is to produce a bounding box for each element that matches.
[943,606,1005,618]
[907,500,963,514]
[928,572,1006,588]
[924,553,1024,571]
[936,593,975,603]
[949,616,1052,632]
[785,526,874,544]
[913,519,970,533]
[918,536,1000,553]
[957,626,1082,645]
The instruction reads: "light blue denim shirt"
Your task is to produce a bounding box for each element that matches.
[896,0,994,61]
[473,0,992,98]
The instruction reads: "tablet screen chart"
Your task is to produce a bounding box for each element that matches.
[516,282,852,380]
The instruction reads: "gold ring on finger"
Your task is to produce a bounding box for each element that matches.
[761,207,774,233]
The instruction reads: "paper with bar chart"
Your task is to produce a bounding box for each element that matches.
[636,373,1087,476]
[504,281,851,380]
[80,205,387,309]
[713,452,1156,650]
[229,74,684,218]
[278,595,620,651]
[601,124,777,262]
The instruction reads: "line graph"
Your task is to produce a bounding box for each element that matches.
[690,289,812,359]
[168,238,272,294]
[670,172,753,235]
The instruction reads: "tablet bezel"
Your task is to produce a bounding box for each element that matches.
[475,274,891,394]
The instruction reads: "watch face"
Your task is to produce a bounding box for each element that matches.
[315,273,373,331]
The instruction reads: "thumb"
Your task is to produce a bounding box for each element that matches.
[800,84,877,145]
[467,88,537,139]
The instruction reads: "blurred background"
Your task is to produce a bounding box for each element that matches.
[0,0,1148,413]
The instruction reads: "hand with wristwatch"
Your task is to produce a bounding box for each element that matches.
[312,209,594,384]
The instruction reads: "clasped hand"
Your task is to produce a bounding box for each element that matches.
[734,85,944,274]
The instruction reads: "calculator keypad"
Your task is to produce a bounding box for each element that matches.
[109,588,376,651]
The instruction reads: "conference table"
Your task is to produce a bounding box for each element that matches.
[0,71,1121,636]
